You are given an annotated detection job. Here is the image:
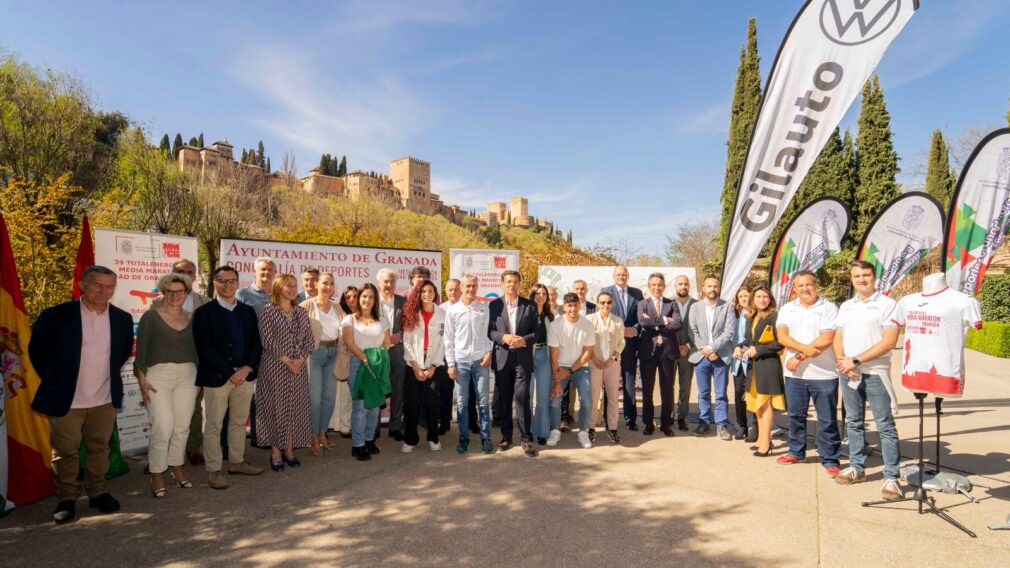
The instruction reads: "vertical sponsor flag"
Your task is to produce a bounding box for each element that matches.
[769,197,850,305]
[72,218,129,477]
[858,192,944,294]
[721,0,918,300]
[943,128,1010,296]
[1,213,55,514]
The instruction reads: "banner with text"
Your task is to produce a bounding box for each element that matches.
[538,266,697,303]
[449,249,519,302]
[95,228,200,453]
[859,192,944,294]
[219,239,441,297]
[943,128,1010,296]
[721,0,917,300]
[770,197,850,305]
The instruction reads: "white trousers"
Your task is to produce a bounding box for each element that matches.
[145,362,199,474]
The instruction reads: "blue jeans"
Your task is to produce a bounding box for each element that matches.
[695,357,730,427]
[532,346,552,439]
[785,377,840,467]
[841,374,900,479]
[550,366,591,431]
[455,360,491,441]
[309,345,338,434]
[348,358,379,447]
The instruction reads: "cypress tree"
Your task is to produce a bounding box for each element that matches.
[718,17,762,253]
[319,154,330,174]
[852,74,900,242]
[159,134,171,155]
[172,133,183,155]
[257,140,266,169]
[266,157,271,173]
[566,229,573,245]
[188,136,198,146]
[338,155,347,176]
[241,149,248,163]
[924,129,955,207]
[197,132,204,147]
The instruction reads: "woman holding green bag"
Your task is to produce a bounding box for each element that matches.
[341,283,391,461]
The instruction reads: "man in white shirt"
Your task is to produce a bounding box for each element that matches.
[560,280,597,430]
[775,271,841,477]
[377,268,407,441]
[832,260,902,500]
[438,278,473,435]
[547,293,596,448]
[444,274,494,454]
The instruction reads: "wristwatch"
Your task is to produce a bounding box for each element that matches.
[851,358,862,366]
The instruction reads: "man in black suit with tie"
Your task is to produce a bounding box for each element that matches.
[601,265,644,430]
[637,272,682,436]
[487,270,539,457]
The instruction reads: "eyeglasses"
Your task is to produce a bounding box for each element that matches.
[215,278,239,286]
[164,289,188,296]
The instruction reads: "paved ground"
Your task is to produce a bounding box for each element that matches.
[3,349,1010,567]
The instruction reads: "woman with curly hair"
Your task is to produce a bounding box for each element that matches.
[400,279,446,452]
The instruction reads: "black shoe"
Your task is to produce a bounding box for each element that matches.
[352,446,371,461]
[283,456,301,468]
[734,428,748,441]
[339,432,352,439]
[627,423,639,432]
[522,442,538,457]
[588,429,596,442]
[537,437,547,445]
[692,424,711,437]
[481,439,494,454]
[498,438,512,451]
[745,430,759,443]
[677,419,689,431]
[660,426,675,437]
[391,430,404,442]
[643,424,655,436]
[88,493,121,514]
[53,500,76,524]
[365,441,380,455]
[607,430,621,445]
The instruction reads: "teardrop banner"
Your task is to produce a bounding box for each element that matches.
[721,0,918,301]
[857,192,944,294]
[768,196,850,305]
[943,128,1010,296]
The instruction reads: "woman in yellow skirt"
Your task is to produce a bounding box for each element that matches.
[742,285,785,456]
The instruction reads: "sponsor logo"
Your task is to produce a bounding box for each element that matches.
[820,0,902,46]
[162,242,181,258]
[902,205,925,231]
[493,256,507,269]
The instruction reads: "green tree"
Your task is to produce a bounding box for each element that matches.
[159,134,171,155]
[924,129,955,207]
[265,157,271,173]
[852,74,900,242]
[172,133,182,155]
[257,140,266,169]
[566,228,573,245]
[197,132,204,147]
[188,136,198,146]
[338,155,347,176]
[718,17,762,254]
[241,148,248,163]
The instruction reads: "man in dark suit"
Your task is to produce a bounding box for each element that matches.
[29,265,134,524]
[560,279,596,430]
[193,265,264,489]
[601,265,644,430]
[376,268,407,441]
[488,270,539,457]
[637,272,683,436]
[672,275,697,431]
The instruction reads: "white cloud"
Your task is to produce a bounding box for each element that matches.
[674,99,730,135]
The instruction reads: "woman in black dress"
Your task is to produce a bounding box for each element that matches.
[742,285,784,456]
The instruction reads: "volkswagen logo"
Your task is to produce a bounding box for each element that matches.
[820,0,902,46]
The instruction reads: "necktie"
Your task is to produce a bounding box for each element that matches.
[654,298,663,345]
[620,289,627,316]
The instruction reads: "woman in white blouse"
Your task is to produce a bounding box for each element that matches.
[300,272,345,456]
[587,291,626,444]
[401,279,447,452]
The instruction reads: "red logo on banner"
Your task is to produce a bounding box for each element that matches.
[162,242,181,258]
[493,256,506,269]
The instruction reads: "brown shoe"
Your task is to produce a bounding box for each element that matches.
[208,471,229,490]
[227,461,264,476]
[188,450,204,466]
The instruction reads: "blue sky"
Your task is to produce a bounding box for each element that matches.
[2,1,1009,255]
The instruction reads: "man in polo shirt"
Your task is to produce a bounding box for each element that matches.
[775,270,841,477]
[832,260,902,500]
[547,293,596,449]
[236,256,275,317]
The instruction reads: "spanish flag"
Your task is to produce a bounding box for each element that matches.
[1,212,55,515]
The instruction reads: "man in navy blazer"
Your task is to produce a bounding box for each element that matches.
[601,265,644,430]
[636,272,683,436]
[29,265,134,524]
[487,270,539,457]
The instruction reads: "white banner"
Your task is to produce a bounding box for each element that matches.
[538,266,697,301]
[95,228,200,453]
[769,197,849,305]
[943,129,1010,296]
[721,0,917,300]
[449,249,519,302]
[859,192,944,294]
[219,239,441,297]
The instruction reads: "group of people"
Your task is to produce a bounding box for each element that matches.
[28,258,904,525]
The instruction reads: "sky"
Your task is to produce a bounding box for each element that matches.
[2,0,1009,256]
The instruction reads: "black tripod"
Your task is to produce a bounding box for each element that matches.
[861,392,977,538]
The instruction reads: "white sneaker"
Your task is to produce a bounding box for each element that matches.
[881,479,903,500]
[578,431,592,449]
[428,441,442,451]
[546,429,561,447]
[401,443,414,453]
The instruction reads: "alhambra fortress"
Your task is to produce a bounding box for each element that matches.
[177,140,557,234]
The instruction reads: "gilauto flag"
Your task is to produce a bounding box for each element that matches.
[859,192,944,294]
[769,197,850,305]
[1,213,55,515]
[721,0,917,300]
[943,128,1010,296]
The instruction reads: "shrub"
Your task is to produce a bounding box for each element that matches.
[966,321,1010,358]
[975,274,1010,324]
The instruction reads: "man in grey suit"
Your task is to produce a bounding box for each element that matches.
[671,275,696,431]
[687,276,736,440]
[601,266,644,430]
[377,268,407,441]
